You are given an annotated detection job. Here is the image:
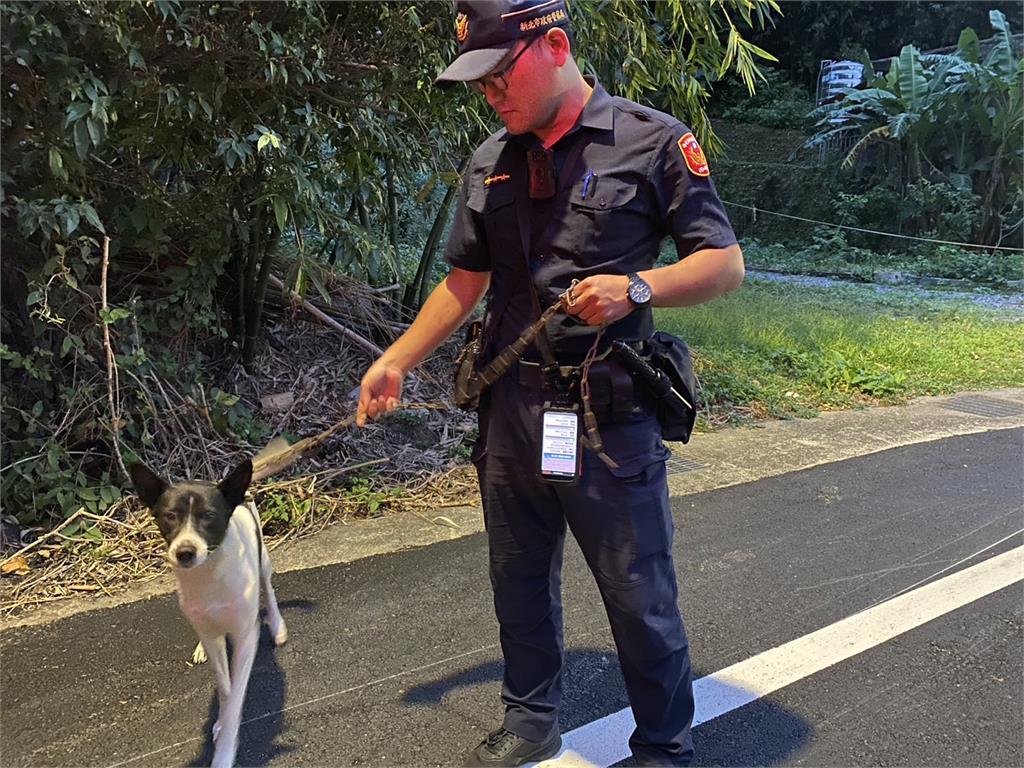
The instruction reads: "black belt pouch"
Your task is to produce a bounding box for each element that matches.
[647,331,699,443]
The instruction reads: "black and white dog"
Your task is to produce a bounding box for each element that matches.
[130,459,287,768]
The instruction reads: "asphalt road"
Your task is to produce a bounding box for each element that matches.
[2,428,1021,767]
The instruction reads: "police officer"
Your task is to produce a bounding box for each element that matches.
[356,2,744,765]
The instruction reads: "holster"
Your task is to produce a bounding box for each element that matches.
[452,320,483,411]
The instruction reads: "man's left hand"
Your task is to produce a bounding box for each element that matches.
[565,274,633,325]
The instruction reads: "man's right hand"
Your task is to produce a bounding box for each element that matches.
[354,268,490,427]
[356,360,405,427]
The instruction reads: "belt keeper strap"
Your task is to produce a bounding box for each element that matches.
[609,364,634,422]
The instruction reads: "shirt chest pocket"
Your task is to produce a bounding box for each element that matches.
[568,178,639,261]
[467,183,517,254]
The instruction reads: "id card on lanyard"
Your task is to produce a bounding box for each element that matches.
[540,405,581,483]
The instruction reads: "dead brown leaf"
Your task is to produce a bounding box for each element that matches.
[1,555,30,577]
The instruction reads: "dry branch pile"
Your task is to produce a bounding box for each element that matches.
[1,275,484,620]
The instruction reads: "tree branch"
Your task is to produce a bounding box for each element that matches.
[267,274,386,359]
[309,87,407,118]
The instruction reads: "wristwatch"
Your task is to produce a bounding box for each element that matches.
[626,272,652,307]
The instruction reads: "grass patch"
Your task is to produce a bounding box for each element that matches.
[655,278,1024,427]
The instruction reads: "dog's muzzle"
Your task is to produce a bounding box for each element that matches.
[174,544,197,568]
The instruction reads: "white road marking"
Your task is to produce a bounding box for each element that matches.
[537,545,1024,768]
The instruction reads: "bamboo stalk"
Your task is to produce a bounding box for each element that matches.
[100,236,129,481]
[244,225,282,367]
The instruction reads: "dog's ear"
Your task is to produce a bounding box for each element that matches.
[218,459,253,510]
[128,463,168,510]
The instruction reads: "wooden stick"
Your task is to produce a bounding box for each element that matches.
[251,414,356,481]
[250,403,446,481]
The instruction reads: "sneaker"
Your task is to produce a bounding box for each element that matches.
[466,727,562,767]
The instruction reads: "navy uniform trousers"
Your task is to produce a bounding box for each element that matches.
[473,373,695,766]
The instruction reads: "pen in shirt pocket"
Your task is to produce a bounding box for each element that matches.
[581,170,598,199]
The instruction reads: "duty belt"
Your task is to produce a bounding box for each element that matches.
[516,359,637,425]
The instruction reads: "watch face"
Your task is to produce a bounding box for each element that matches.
[628,278,652,304]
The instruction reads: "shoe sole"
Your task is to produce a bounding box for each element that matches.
[519,734,561,766]
[467,732,563,767]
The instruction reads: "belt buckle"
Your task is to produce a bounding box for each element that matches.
[541,362,561,388]
[553,366,582,407]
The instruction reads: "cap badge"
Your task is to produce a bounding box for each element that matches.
[677,132,710,177]
[455,12,469,43]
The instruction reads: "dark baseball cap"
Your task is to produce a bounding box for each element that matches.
[436,0,572,86]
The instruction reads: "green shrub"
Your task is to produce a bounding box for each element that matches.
[834,180,984,249]
[710,68,815,130]
[905,243,1023,284]
[741,231,877,280]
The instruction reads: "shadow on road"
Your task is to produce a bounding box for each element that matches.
[690,698,813,766]
[403,648,811,767]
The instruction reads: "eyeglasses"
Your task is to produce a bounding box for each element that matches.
[470,36,539,93]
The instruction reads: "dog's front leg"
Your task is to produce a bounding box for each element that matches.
[210,623,258,768]
[201,635,230,743]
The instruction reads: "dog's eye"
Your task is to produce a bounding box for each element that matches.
[201,510,216,521]
[164,510,178,523]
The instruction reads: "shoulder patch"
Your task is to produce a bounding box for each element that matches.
[677,132,710,177]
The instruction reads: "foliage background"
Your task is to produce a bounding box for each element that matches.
[741,0,1023,87]
[2,1,1021,533]
[1,0,780,526]
[709,6,1023,282]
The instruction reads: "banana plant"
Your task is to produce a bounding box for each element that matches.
[805,9,1021,244]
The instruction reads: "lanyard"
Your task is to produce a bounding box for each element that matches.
[515,132,592,368]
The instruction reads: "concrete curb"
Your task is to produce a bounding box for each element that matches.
[3,388,1022,631]
[665,387,1024,497]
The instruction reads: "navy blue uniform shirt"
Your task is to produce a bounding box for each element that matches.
[445,77,737,362]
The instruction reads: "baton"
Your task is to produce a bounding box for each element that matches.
[608,340,693,412]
